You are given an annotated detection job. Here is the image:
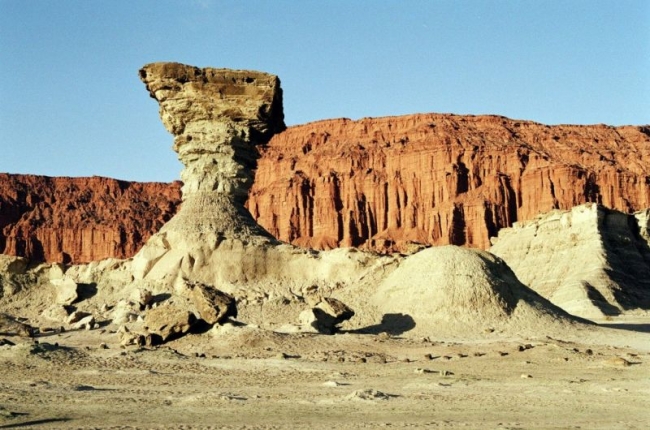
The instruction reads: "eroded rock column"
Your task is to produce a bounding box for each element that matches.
[139,62,285,200]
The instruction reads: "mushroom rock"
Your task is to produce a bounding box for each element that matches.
[138,62,285,201]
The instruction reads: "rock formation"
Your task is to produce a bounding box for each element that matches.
[2,113,649,263]
[490,203,650,319]
[373,246,581,337]
[0,62,606,341]
[0,174,181,263]
[248,116,650,253]
[120,62,586,339]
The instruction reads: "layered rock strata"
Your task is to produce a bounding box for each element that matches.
[0,174,181,263]
[248,116,650,252]
[2,115,649,263]
[490,203,650,318]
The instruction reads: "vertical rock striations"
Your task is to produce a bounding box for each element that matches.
[248,116,650,253]
[0,174,181,263]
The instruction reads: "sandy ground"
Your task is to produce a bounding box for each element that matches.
[1,318,649,429]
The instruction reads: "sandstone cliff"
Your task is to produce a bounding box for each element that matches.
[0,174,181,263]
[248,115,650,252]
[490,203,650,318]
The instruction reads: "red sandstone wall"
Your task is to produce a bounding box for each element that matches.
[247,114,650,252]
[2,114,649,263]
[0,174,182,263]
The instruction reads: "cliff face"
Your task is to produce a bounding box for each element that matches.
[248,114,650,252]
[0,174,182,263]
[2,112,650,263]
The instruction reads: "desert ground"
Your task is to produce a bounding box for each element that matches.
[1,313,649,429]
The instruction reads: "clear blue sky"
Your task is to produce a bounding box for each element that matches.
[1,0,648,182]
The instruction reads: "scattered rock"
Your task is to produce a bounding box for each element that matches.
[521,374,533,379]
[52,277,79,305]
[73,315,96,330]
[346,389,393,401]
[299,297,355,334]
[111,300,138,325]
[604,357,631,367]
[130,288,153,310]
[143,304,196,343]
[67,311,90,325]
[41,304,70,322]
[0,313,34,337]
[323,380,346,387]
[181,280,237,325]
[0,338,16,347]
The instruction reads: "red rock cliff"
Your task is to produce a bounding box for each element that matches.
[248,114,650,252]
[0,174,182,263]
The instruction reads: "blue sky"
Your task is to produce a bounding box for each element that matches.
[1,0,648,182]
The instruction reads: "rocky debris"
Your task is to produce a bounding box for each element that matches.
[491,204,650,318]
[143,303,197,343]
[179,280,237,325]
[316,297,354,324]
[120,331,157,348]
[0,313,34,337]
[0,338,16,347]
[52,277,79,305]
[111,299,140,325]
[41,304,70,323]
[67,311,91,325]
[72,315,96,330]
[0,255,30,297]
[604,357,631,367]
[0,173,181,263]
[130,288,153,311]
[345,389,393,401]
[298,297,355,334]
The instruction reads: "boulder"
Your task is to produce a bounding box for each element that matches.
[73,315,96,330]
[41,304,70,323]
[129,288,153,310]
[0,313,34,337]
[52,277,79,305]
[298,298,355,334]
[143,304,196,342]
[180,280,237,325]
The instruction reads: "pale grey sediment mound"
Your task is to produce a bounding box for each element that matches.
[372,246,584,338]
[491,204,650,319]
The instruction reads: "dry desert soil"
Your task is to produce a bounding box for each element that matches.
[1,315,649,429]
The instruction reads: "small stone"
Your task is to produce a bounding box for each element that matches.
[99,343,108,349]
[73,315,96,330]
[521,374,532,379]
